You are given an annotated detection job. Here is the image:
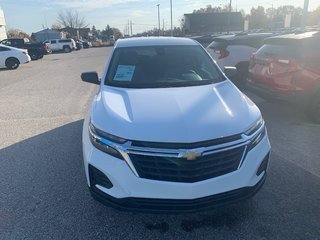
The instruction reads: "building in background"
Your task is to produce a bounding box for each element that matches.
[60,27,91,39]
[0,6,7,40]
[31,29,63,42]
[184,12,244,35]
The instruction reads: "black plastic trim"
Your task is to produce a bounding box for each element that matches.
[131,134,242,149]
[89,165,113,189]
[256,153,270,176]
[89,173,266,214]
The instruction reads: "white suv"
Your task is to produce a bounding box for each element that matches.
[44,39,76,53]
[206,33,274,89]
[81,37,271,212]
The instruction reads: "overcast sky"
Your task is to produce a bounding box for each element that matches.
[0,0,319,35]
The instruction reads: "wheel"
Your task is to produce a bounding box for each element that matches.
[307,93,320,123]
[63,46,71,53]
[5,58,20,70]
[38,55,44,59]
[30,52,39,60]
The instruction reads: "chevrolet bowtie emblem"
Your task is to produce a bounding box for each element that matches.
[183,151,202,160]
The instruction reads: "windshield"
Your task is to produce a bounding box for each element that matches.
[105,45,223,88]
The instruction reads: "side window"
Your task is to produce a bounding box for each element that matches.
[0,46,10,52]
[12,39,21,45]
[51,40,57,44]
[1,40,11,46]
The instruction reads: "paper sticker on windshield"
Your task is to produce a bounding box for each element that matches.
[113,65,136,81]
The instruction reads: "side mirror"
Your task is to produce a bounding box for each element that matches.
[81,71,100,85]
[224,66,237,79]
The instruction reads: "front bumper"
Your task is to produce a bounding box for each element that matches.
[89,173,266,213]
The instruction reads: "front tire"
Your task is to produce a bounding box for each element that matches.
[30,52,39,60]
[6,58,20,70]
[63,46,71,53]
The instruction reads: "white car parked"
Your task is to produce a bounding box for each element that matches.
[0,44,31,70]
[81,37,271,212]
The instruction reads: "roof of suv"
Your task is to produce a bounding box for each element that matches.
[115,37,199,48]
[264,31,320,45]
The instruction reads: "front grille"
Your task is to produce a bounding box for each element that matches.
[130,146,245,183]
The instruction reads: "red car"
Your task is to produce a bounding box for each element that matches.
[247,31,320,123]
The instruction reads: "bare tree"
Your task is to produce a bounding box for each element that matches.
[51,24,62,31]
[7,29,31,40]
[57,10,88,29]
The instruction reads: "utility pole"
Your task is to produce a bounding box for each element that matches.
[170,0,173,36]
[130,20,133,36]
[163,19,165,36]
[227,0,232,32]
[128,20,130,36]
[301,0,309,30]
[157,4,161,36]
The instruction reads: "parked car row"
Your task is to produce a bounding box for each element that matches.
[202,31,320,123]
[0,38,49,60]
[206,33,275,89]
[0,38,92,70]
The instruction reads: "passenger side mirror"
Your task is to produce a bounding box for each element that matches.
[81,71,100,85]
[224,66,237,79]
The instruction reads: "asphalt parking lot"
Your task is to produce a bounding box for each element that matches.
[0,47,319,240]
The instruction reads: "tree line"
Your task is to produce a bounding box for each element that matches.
[190,4,320,29]
[6,5,320,40]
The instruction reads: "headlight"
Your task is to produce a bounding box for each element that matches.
[88,121,126,160]
[245,118,266,150]
[244,118,264,136]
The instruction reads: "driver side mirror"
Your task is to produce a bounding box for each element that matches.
[224,66,237,79]
[81,71,100,85]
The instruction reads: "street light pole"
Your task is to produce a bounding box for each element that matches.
[170,0,173,36]
[301,0,309,30]
[157,4,160,36]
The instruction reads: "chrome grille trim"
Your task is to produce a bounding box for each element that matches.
[91,122,266,178]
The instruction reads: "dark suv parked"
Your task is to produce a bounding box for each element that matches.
[247,31,320,123]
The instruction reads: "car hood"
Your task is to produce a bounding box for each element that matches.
[91,81,261,143]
